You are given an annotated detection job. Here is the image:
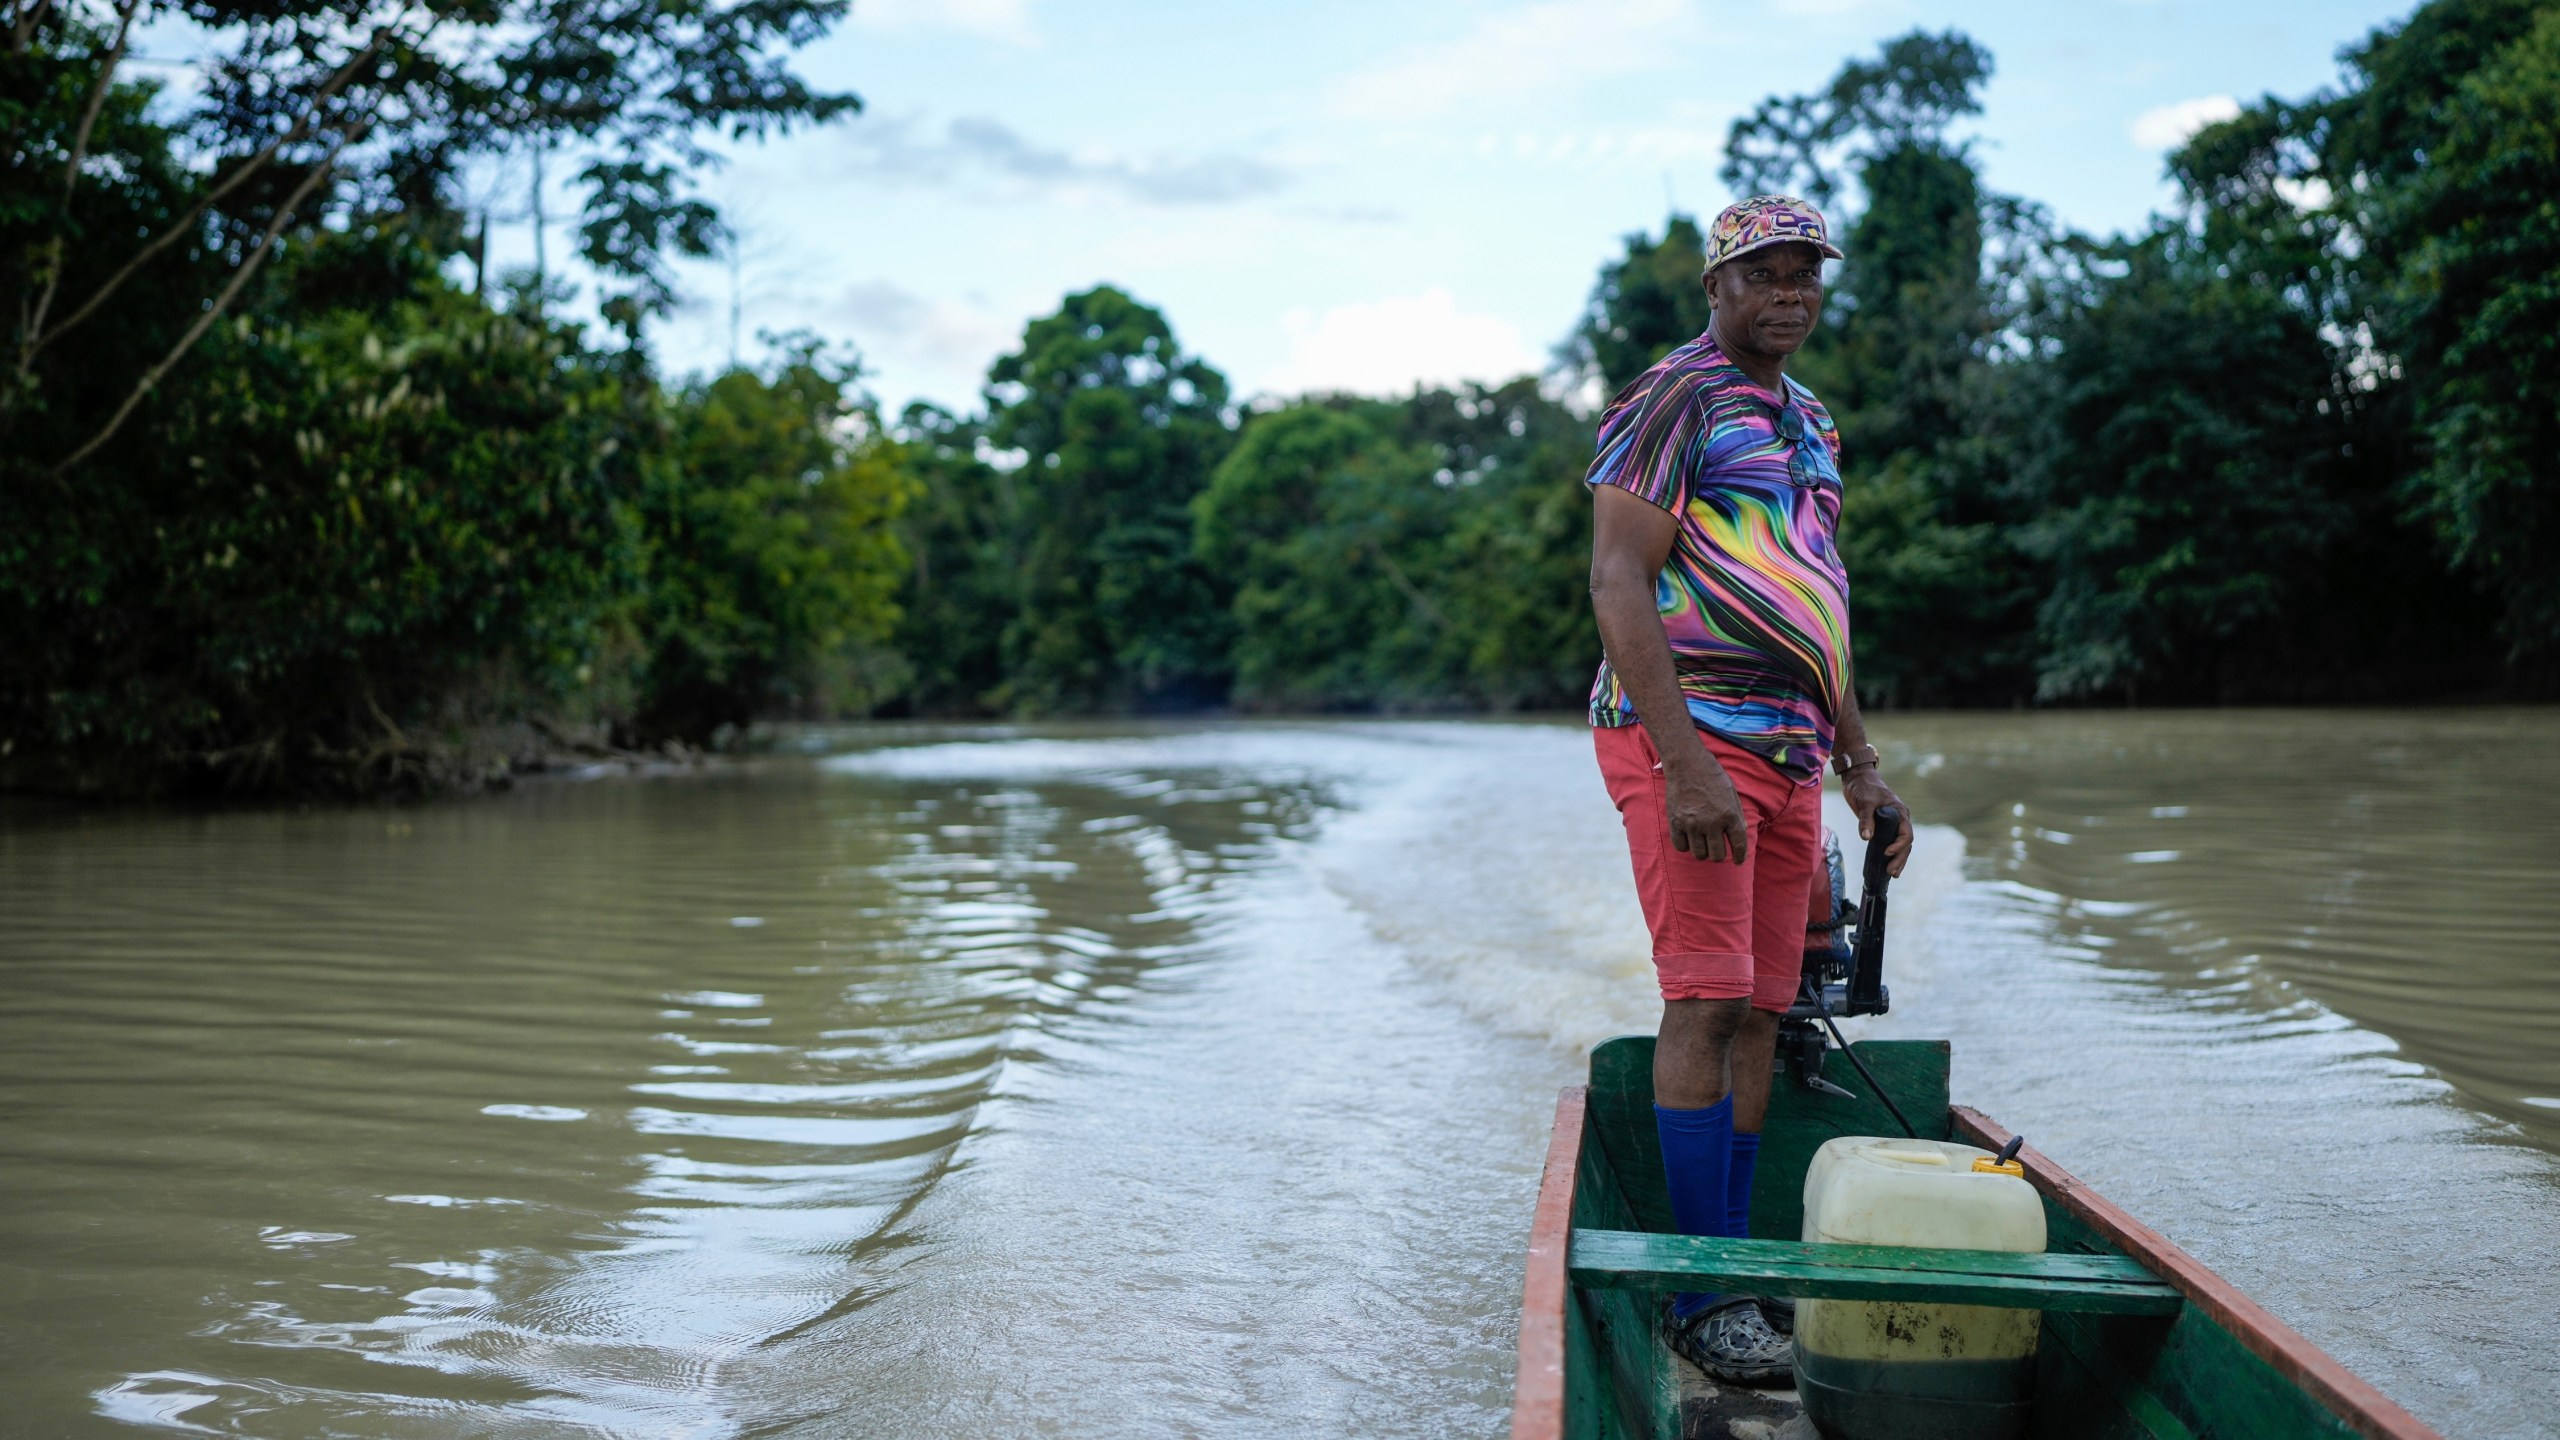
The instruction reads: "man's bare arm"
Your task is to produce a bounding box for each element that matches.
[1828,656,1913,876]
[1590,484,1749,863]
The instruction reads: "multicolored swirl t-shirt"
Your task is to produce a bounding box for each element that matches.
[1586,332,1851,778]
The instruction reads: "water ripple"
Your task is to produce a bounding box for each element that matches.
[0,745,1324,1436]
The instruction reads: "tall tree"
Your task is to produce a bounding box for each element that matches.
[0,272,655,795]
[2011,234,2369,700]
[0,0,881,793]
[981,286,1236,712]
[1403,379,1597,708]
[886,402,1016,714]
[1192,379,1595,713]
[2337,0,2560,677]
[629,346,914,744]
[1721,28,1995,207]
[2130,0,2527,694]
[1194,399,1454,709]
[1707,28,2033,705]
[3,0,860,477]
[1570,215,1711,399]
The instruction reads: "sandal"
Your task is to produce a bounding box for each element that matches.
[1664,1297,1794,1388]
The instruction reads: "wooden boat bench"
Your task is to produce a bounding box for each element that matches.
[1567,1230,2186,1315]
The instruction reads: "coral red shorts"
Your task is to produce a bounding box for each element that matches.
[1594,722,1821,1011]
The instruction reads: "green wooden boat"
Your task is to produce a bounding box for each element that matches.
[1512,812,2439,1439]
[1508,1034,2443,1440]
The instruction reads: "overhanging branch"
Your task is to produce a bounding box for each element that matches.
[50,125,361,477]
[59,0,139,204]
[18,17,403,371]
[14,0,144,372]
[7,0,59,56]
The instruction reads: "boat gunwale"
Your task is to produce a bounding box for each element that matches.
[1950,1105,2442,1440]
[1510,1083,1586,1440]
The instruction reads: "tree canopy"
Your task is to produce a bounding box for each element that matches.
[1564,9,2539,707]
[0,0,896,794]
[7,0,2558,797]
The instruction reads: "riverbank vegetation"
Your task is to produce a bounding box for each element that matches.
[3,0,903,795]
[5,0,2553,796]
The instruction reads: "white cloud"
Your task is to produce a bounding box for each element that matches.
[854,0,1039,46]
[839,114,1291,205]
[830,281,1014,374]
[1327,0,1701,122]
[1470,126,1725,170]
[1261,290,1545,398]
[1772,0,1908,15]
[2130,94,2241,150]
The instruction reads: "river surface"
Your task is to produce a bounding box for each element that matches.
[2,711,2555,1437]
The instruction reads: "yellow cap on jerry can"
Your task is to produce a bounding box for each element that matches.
[1971,1135,2027,1177]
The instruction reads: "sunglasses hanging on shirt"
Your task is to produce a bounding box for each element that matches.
[1773,401,1829,488]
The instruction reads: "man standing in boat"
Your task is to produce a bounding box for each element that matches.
[1585,195,1913,1386]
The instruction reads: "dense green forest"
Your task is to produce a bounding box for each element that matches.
[2,0,905,794]
[5,0,2557,796]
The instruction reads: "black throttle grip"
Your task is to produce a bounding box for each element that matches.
[1861,805,1904,897]
[1846,805,1902,1015]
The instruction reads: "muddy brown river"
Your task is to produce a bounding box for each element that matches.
[2,711,2554,1436]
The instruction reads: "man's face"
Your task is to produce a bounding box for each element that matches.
[1707,241,1827,359]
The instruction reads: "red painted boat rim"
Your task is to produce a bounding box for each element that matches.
[1950,1106,2441,1440]
[1510,1085,1585,1440]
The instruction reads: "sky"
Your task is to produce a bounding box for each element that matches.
[462,0,2423,414]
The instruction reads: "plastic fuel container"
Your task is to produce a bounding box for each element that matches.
[1795,1136,2047,1440]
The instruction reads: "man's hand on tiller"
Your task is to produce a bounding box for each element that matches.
[1845,769,1913,878]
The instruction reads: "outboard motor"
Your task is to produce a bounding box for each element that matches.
[1780,807,1901,1100]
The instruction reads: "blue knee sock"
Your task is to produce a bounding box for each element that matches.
[1728,1130,1762,1240]
[1654,1096,1734,1320]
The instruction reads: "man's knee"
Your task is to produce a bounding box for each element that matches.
[1665,996,1752,1045]
[1657,997,1752,1108]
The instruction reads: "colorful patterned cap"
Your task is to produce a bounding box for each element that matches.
[1702,195,1844,275]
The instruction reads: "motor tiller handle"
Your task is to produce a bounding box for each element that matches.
[1847,806,1902,1013]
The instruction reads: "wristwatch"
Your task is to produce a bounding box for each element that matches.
[1831,743,1880,777]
